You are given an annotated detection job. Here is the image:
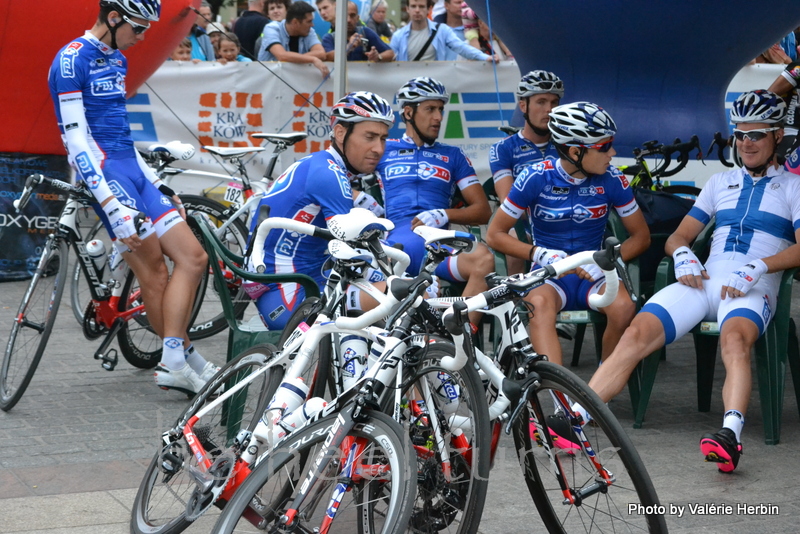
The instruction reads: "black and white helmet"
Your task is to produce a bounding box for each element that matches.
[548,102,617,145]
[330,91,395,128]
[730,90,786,125]
[396,77,449,108]
[517,70,564,99]
[100,0,161,21]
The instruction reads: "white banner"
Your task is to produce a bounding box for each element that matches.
[129,61,522,194]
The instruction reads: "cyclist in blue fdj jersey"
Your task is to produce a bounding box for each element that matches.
[486,102,650,368]
[48,0,214,396]
[376,77,494,330]
[245,92,395,330]
[586,90,800,473]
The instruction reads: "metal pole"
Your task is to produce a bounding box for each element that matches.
[332,0,349,100]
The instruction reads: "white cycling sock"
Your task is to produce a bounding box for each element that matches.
[723,410,745,442]
[184,344,209,373]
[161,337,186,370]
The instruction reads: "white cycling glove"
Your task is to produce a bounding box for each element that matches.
[425,275,440,299]
[725,259,768,295]
[415,209,449,228]
[103,198,139,240]
[578,263,604,282]
[672,246,705,280]
[532,246,567,266]
[354,191,385,217]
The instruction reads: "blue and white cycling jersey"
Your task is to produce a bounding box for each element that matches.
[250,147,354,288]
[489,131,560,185]
[688,166,800,271]
[376,135,480,225]
[501,159,639,254]
[48,32,134,160]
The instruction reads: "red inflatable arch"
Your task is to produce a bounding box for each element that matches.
[0,0,198,156]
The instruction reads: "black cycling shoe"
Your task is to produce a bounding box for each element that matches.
[700,428,742,473]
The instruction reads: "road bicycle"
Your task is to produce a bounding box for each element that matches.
[622,136,703,198]
[0,174,202,412]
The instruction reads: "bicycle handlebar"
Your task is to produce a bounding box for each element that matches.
[334,272,430,330]
[14,173,93,212]
[659,135,701,178]
[706,131,735,168]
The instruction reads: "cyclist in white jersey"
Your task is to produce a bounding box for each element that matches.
[587,90,800,473]
[48,0,214,396]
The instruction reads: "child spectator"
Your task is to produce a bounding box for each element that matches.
[169,38,197,62]
[267,0,291,22]
[218,32,253,62]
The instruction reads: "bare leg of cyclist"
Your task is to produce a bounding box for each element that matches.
[454,244,494,328]
[596,284,636,361]
[525,284,564,365]
[122,234,169,339]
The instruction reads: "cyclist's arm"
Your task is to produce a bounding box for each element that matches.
[768,61,800,97]
[493,176,513,203]
[664,215,706,257]
[446,181,491,225]
[486,207,530,260]
[618,209,650,262]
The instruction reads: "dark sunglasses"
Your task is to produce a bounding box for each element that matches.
[732,127,779,142]
[122,15,150,35]
[568,137,614,152]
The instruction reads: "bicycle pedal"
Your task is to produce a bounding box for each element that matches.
[99,349,119,371]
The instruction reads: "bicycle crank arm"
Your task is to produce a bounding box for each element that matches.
[93,318,125,370]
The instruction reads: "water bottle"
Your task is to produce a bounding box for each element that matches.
[430,371,460,414]
[340,335,368,390]
[86,240,107,278]
[269,397,328,445]
[263,376,309,427]
[106,247,126,283]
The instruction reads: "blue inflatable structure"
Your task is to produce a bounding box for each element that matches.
[471,1,800,155]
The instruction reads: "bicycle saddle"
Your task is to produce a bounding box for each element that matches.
[251,132,308,146]
[328,240,373,264]
[413,226,476,255]
[203,146,266,158]
[327,208,394,241]
[147,140,196,160]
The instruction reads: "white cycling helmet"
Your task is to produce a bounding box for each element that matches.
[330,91,395,128]
[548,102,617,146]
[730,89,786,125]
[100,0,161,21]
[517,70,564,99]
[396,77,449,108]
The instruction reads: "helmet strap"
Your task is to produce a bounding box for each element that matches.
[104,13,122,49]
[556,144,591,179]
[522,98,550,138]
[331,122,362,175]
[405,105,437,146]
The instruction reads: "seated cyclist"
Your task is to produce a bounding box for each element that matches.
[245,91,394,330]
[376,76,494,330]
[585,90,800,473]
[48,0,213,396]
[486,102,650,367]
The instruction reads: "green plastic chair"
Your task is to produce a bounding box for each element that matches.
[628,219,800,444]
[189,215,320,363]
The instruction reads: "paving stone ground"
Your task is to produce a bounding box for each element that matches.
[1,267,799,533]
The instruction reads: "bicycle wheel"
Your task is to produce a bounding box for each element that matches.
[212,410,417,534]
[131,344,280,534]
[182,194,250,340]
[1,238,69,412]
[512,360,667,533]
[69,218,109,324]
[399,341,491,534]
[116,268,164,369]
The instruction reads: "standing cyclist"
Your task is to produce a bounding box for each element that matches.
[245,92,395,330]
[48,0,213,396]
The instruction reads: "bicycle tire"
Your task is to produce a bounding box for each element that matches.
[116,268,164,369]
[661,184,702,200]
[182,194,250,340]
[212,410,417,534]
[399,341,491,534]
[131,344,281,534]
[511,360,667,533]
[1,238,69,412]
[69,218,109,324]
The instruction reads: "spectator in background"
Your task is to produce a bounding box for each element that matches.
[189,1,216,60]
[207,22,227,51]
[234,0,270,59]
[322,1,394,62]
[169,38,196,62]
[780,31,797,61]
[258,1,330,78]
[753,42,792,65]
[367,0,393,44]
[316,0,336,30]
[267,0,291,22]
[475,17,512,60]
[390,0,493,61]
[431,0,468,60]
[218,32,254,62]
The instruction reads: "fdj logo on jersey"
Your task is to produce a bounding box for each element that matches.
[275,230,305,257]
[91,73,125,97]
[326,160,352,199]
[75,152,102,189]
[534,204,607,222]
[417,162,450,182]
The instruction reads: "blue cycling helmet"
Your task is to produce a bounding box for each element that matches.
[548,102,617,146]
[517,70,564,99]
[330,91,395,128]
[730,90,786,125]
[100,0,161,21]
[396,77,449,108]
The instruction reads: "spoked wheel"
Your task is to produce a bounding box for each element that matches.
[211,411,417,534]
[131,345,279,534]
[183,195,250,340]
[116,269,164,369]
[399,341,491,534]
[512,360,667,534]
[1,238,68,412]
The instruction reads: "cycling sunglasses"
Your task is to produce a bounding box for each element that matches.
[567,137,614,152]
[732,127,780,142]
[537,80,564,91]
[122,15,150,35]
